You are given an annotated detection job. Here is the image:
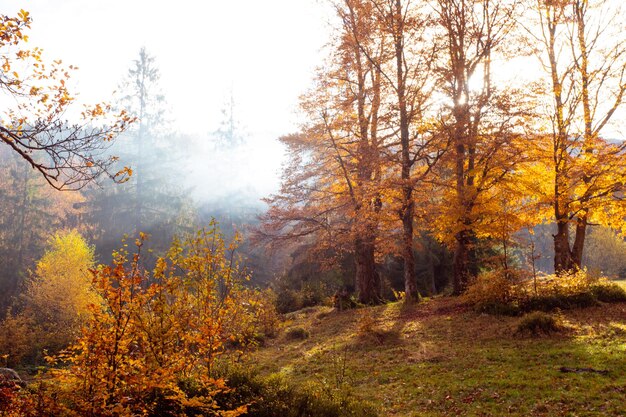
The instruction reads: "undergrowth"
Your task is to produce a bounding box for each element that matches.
[215,368,378,417]
[252,297,626,417]
[516,311,561,336]
[285,327,310,341]
[464,269,626,315]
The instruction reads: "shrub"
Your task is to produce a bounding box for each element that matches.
[254,290,282,339]
[231,288,282,346]
[355,310,399,345]
[274,284,332,314]
[464,270,515,312]
[300,283,328,309]
[466,269,625,316]
[516,312,561,335]
[520,292,598,312]
[0,314,35,367]
[536,269,592,297]
[356,310,377,337]
[0,381,67,417]
[9,225,273,416]
[591,282,626,302]
[276,288,304,314]
[0,230,98,365]
[285,327,310,341]
[479,301,521,316]
[332,289,358,311]
[214,368,378,417]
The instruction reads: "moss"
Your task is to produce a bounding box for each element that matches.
[285,327,310,341]
[516,312,561,336]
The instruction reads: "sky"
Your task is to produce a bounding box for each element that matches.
[20,0,330,136]
[11,0,332,200]
[7,1,624,201]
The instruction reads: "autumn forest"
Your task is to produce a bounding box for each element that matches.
[1,1,626,416]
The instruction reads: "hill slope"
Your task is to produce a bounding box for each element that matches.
[252,297,626,416]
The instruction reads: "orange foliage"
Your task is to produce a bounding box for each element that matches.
[5,224,274,416]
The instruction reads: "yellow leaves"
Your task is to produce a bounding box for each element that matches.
[17,9,29,22]
[220,404,249,417]
[57,90,73,106]
[0,11,30,49]
[0,230,100,365]
[32,225,272,415]
[80,101,111,122]
[114,166,133,183]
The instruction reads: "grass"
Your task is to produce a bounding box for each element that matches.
[249,297,626,416]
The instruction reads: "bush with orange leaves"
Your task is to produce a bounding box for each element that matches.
[5,223,272,416]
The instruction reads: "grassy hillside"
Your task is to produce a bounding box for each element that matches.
[251,297,626,416]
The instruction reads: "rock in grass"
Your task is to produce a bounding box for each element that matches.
[0,368,24,387]
[559,367,609,375]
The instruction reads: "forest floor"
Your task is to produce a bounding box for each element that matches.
[251,289,626,416]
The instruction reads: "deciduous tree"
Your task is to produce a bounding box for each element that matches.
[364,0,444,301]
[0,10,132,190]
[432,0,525,293]
[529,0,626,272]
[0,230,97,364]
[48,225,258,416]
[260,0,388,304]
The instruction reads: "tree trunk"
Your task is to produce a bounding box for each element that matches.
[13,165,30,297]
[553,220,573,273]
[571,213,587,268]
[402,199,418,302]
[355,237,381,305]
[571,3,591,272]
[452,124,472,295]
[392,0,419,303]
[544,4,575,276]
[453,227,476,295]
[453,236,467,295]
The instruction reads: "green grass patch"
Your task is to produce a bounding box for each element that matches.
[215,368,378,417]
[251,298,626,416]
